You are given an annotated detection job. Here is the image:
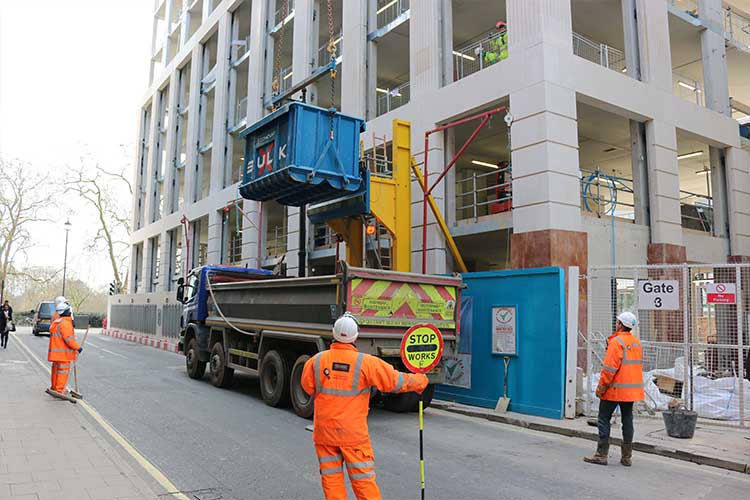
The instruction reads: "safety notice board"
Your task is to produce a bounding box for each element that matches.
[492,305,517,356]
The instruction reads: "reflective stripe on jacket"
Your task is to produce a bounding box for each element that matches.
[301,343,426,446]
[599,331,644,402]
[47,316,80,362]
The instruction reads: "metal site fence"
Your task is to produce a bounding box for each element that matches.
[572,32,626,73]
[580,264,749,427]
[109,302,182,339]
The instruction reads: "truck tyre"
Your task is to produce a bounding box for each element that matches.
[209,343,234,388]
[259,349,291,407]
[384,384,435,413]
[186,338,206,379]
[290,354,314,418]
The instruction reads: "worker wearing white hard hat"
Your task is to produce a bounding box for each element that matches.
[584,311,644,467]
[301,313,428,500]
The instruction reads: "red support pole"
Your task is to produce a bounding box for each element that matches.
[422,133,430,274]
[427,115,490,196]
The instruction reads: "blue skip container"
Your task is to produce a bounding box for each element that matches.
[239,102,366,207]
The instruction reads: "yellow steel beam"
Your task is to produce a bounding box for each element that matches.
[411,159,468,273]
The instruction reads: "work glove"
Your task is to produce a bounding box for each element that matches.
[595,385,606,399]
[77,347,83,354]
[414,374,429,394]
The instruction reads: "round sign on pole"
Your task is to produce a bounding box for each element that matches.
[400,324,444,374]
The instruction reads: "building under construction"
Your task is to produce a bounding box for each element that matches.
[124,0,750,338]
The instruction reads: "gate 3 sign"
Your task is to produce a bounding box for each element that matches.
[638,280,680,310]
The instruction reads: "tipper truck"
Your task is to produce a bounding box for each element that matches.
[176,263,461,417]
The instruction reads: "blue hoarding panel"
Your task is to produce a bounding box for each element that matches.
[436,267,567,419]
[239,102,366,207]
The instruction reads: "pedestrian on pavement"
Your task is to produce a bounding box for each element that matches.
[46,297,82,397]
[301,312,429,500]
[0,302,7,349]
[584,311,644,467]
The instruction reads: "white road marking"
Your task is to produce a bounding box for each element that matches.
[10,332,191,500]
[86,341,102,349]
[101,348,128,360]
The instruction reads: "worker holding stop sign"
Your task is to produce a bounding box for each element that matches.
[400,324,444,500]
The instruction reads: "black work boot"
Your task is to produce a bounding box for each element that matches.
[583,440,609,465]
[620,443,633,466]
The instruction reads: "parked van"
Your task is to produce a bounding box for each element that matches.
[32,301,56,336]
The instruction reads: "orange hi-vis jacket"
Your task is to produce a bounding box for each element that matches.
[301,343,427,446]
[47,315,80,362]
[598,331,644,402]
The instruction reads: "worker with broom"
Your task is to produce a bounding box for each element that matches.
[45,297,82,400]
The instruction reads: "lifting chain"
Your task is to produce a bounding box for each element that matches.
[327,0,336,140]
[271,0,290,110]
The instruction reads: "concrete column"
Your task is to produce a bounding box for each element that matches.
[142,98,161,228]
[129,244,139,294]
[726,146,750,257]
[645,120,686,262]
[240,199,261,267]
[510,82,581,235]
[184,45,203,206]
[159,230,171,292]
[341,0,367,116]
[144,236,156,293]
[164,0,174,61]
[366,1,378,120]
[132,106,150,230]
[409,0,444,95]
[699,0,731,116]
[507,0,573,54]
[292,0,318,103]
[634,0,673,93]
[206,209,222,265]
[210,13,231,194]
[164,71,179,215]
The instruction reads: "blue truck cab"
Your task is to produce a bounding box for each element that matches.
[176,265,275,355]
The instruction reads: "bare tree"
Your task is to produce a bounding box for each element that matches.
[65,155,132,292]
[0,159,48,301]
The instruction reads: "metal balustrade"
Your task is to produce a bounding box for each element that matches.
[377,0,409,30]
[455,165,512,222]
[376,81,410,116]
[572,32,626,73]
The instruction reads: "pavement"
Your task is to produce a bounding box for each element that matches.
[431,400,750,474]
[6,327,750,499]
[0,331,182,500]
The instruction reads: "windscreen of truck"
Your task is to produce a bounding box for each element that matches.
[38,302,55,318]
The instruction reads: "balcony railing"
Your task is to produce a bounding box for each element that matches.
[456,165,512,222]
[235,95,248,128]
[680,190,713,233]
[275,0,295,27]
[453,30,506,82]
[266,225,287,258]
[580,168,636,220]
[673,72,705,107]
[572,32,626,73]
[725,7,750,50]
[312,223,337,250]
[376,81,410,116]
[668,0,699,17]
[278,65,293,93]
[377,0,409,30]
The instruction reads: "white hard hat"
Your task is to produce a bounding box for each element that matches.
[332,312,359,343]
[54,296,66,306]
[55,300,71,313]
[617,311,638,329]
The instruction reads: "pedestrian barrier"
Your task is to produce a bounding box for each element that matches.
[580,264,750,427]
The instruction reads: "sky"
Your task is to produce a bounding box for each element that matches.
[0,0,153,289]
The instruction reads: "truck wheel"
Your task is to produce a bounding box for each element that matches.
[290,354,314,419]
[259,350,291,407]
[209,343,234,388]
[186,338,206,379]
[384,385,436,413]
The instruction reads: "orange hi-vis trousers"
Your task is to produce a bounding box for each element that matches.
[50,362,71,393]
[316,442,381,500]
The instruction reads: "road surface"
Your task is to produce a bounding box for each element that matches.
[9,327,749,500]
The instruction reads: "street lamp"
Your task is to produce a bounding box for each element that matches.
[62,219,72,296]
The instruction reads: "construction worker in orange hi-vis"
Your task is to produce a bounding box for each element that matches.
[301,313,429,500]
[584,311,644,467]
[45,297,82,399]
